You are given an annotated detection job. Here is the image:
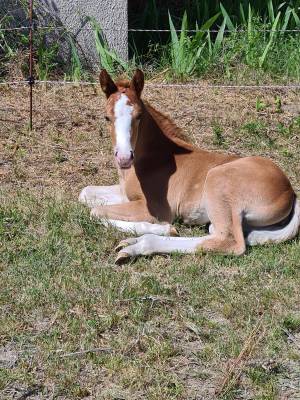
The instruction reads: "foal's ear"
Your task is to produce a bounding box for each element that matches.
[130,69,144,98]
[99,69,118,98]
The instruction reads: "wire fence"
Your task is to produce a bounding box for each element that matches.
[2,25,300,33]
[2,79,300,90]
[1,9,300,129]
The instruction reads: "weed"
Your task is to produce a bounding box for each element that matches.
[248,366,274,385]
[67,37,83,83]
[274,96,283,113]
[212,120,225,146]
[241,120,276,149]
[256,97,268,112]
[35,30,59,81]
[277,122,290,137]
[0,5,29,78]
[54,150,68,163]
[282,315,300,332]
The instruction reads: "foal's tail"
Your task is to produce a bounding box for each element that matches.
[246,197,300,246]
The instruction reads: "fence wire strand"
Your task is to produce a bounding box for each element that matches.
[1,79,300,90]
[1,14,300,129]
[1,26,300,33]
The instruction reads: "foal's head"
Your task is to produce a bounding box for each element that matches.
[100,69,144,169]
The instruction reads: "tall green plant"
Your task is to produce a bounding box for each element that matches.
[35,32,59,81]
[259,10,281,67]
[68,37,82,82]
[88,16,129,75]
[0,17,14,58]
[207,17,227,58]
[168,11,219,79]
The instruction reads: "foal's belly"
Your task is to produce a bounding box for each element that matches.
[181,206,209,225]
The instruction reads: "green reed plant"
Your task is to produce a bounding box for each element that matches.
[35,31,59,81]
[129,0,300,32]
[129,0,300,83]
[0,17,14,58]
[196,1,300,82]
[168,11,220,79]
[67,37,83,82]
[88,16,130,75]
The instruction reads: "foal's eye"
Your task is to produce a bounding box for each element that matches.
[104,116,110,122]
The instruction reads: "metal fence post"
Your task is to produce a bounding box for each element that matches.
[28,0,34,130]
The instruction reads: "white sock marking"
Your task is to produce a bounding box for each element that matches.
[79,185,127,207]
[121,234,209,256]
[103,220,171,236]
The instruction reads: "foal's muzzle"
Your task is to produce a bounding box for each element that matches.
[115,150,134,169]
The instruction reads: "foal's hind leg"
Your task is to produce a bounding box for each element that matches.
[113,176,246,263]
[115,234,208,264]
[199,171,246,256]
[198,209,246,255]
[114,207,245,264]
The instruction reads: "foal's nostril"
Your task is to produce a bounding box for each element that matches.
[115,151,118,157]
[130,151,134,160]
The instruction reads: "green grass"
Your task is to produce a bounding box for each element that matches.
[1,189,300,399]
[2,1,300,84]
[130,1,300,83]
[129,0,300,31]
[212,120,226,146]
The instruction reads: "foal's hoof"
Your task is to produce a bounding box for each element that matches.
[170,226,179,236]
[115,252,131,265]
[114,240,129,252]
[90,207,100,219]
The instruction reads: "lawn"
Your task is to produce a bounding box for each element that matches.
[0,84,299,399]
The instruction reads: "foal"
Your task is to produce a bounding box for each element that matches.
[79,69,300,264]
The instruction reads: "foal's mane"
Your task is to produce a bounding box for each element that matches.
[144,102,191,145]
[115,79,191,147]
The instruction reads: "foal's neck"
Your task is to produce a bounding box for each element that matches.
[134,102,193,164]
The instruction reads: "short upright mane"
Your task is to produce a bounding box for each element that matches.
[115,79,130,89]
[144,102,191,145]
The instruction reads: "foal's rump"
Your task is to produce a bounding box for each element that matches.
[205,155,299,246]
[234,156,300,244]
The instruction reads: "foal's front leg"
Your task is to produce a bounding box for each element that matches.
[91,200,178,236]
[79,185,127,208]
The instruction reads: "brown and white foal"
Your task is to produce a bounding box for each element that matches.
[79,69,300,264]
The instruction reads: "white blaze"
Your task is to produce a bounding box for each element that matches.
[114,94,133,155]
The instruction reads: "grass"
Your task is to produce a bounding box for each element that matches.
[212,120,226,147]
[1,191,299,399]
[129,0,300,31]
[1,1,300,84]
[0,84,300,398]
[157,2,300,82]
[129,1,300,82]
